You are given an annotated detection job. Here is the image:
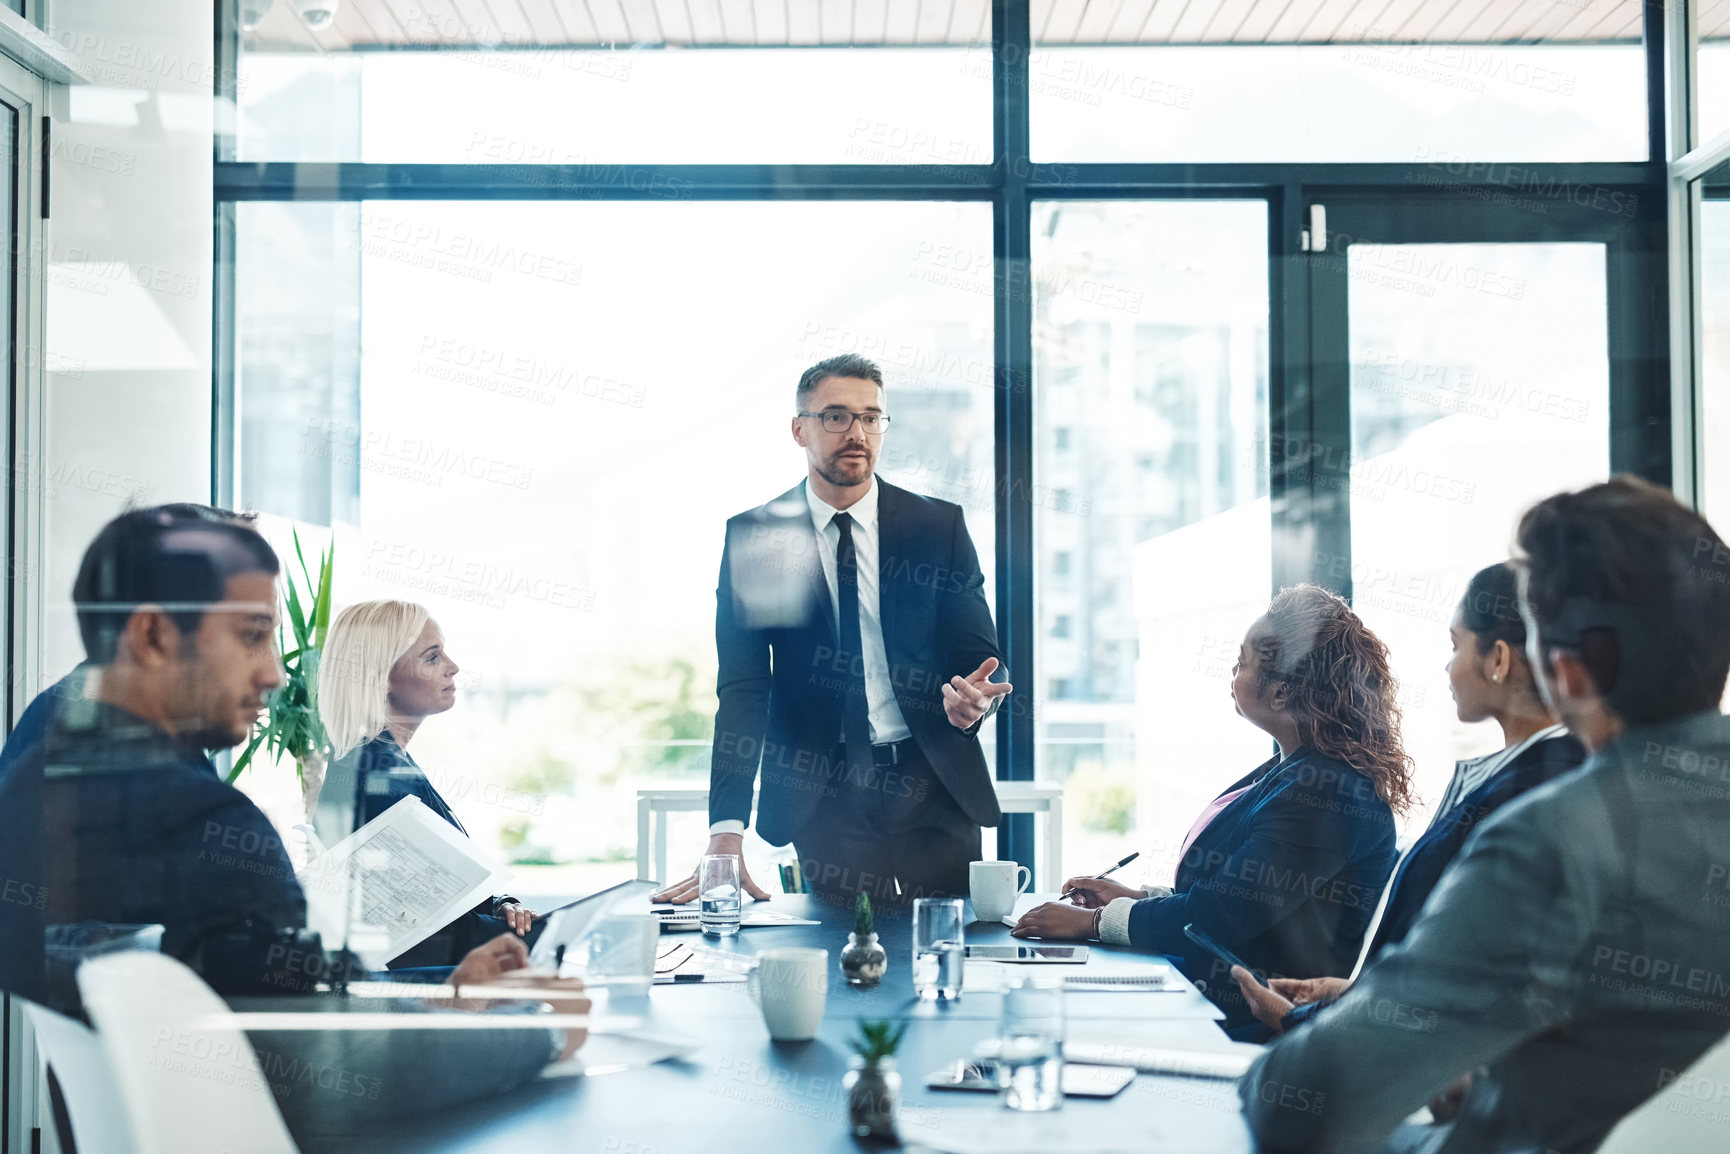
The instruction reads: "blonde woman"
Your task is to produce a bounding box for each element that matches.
[315,599,538,968]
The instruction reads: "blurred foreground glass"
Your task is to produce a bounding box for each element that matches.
[1032,200,1271,890]
[1346,242,1609,820]
[583,911,658,996]
[699,854,742,937]
[912,898,964,1001]
[232,198,994,898]
[999,976,1065,1112]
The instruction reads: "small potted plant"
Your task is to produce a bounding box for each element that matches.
[840,892,888,987]
[844,1018,906,1141]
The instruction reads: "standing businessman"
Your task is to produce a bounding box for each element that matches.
[654,354,1011,907]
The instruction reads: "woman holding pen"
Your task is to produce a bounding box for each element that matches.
[1012,584,1411,1037]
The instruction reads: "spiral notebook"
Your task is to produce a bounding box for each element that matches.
[1059,970,1173,991]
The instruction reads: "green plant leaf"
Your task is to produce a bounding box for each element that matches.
[227,727,268,784]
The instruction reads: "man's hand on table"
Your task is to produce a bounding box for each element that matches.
[649,832,772,904]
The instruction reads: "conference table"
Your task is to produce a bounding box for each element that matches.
[307,895,1258,1154]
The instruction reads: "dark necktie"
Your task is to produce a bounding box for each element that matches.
[832,512,873,779]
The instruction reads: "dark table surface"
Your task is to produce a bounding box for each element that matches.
[299,895,1257,1154]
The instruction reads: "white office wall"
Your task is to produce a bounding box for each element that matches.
[38,0,214,676]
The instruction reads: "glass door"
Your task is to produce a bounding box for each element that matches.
[1304,194,1642,823]
[0,47,48,1154]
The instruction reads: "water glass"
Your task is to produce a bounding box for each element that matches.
[912,897,965,1001]
[699,854,743,936]
[584,912,659,996]
[1000,976,1065,1111]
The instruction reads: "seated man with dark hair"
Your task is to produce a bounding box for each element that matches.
[0,505,583,1145]
[1240,476,1730,1154]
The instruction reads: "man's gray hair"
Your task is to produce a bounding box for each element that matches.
[796,354,884,404]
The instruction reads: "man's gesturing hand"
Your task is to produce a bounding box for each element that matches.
[649,833,773,905]
[943,657,1013,731]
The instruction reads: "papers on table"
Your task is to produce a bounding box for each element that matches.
[299,796,510,969]
[540,1028,701,1078]
[651,941,747,984]
[900,1105,1246,1154]
[963,961,1172,994]
[1063,1042,1261,1080]
[651,905,820,932]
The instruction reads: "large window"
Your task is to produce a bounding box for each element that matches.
[1031,4,1646,162]
[219,0,1671,886]
[1032,200,1271,884]
[1347,241,1610,819]
[237,199,994,893]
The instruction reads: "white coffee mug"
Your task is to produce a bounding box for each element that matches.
[970,859,1033,921]
[748,948,829,1041]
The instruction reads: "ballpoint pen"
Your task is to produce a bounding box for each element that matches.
[1061,851,1141,901]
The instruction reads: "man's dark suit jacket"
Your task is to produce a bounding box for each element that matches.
[1242,709,1730,1154]
[0,700,555,1144]
[708,477,1004,844]
[1124,748,1397,1031]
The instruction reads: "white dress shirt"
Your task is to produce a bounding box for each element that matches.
[710,478,913,837]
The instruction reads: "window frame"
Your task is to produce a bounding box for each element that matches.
[211,0,1681,871]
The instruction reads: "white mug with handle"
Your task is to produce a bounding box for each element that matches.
[747,948,828,1041]
[970,859,1033,922]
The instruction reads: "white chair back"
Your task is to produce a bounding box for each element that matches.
[1598,1033,1730,1153]
[20,1001,135,1154]
[76,951,299,1154]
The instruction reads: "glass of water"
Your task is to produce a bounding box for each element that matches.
[1000,976,1065,1111]
[912,897,965,1001]
[699,853,743,936]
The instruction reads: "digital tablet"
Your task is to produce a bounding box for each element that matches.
[962,944,1089,963]
[927,1060,1136,1098]
[528,878,659,970]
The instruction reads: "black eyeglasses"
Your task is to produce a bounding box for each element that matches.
[798,410,891,434]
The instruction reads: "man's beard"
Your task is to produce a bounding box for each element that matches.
[816,450,872,489]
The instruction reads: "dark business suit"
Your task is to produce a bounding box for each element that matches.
[0,701,556,1146]
[314,731,534,968]
[1243,710,1730,1154]
[1279,731,1589,1034]
[1366,731,1587,959]
[1124,748,1397,1032]
[709,477,1003,903]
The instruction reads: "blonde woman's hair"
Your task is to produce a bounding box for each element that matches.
[319,599,431,759]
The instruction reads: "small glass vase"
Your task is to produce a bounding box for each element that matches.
[840,931,888,987]
[844,1056,900,1141]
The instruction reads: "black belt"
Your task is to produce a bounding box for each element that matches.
[870,739,917,768]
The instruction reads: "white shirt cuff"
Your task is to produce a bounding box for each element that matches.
[708,820,746,836]
[1097,897,1138,945]
[1140,884,1172,899]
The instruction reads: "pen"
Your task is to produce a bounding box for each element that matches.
[672,973,706,983]
[1061,851,1141,901]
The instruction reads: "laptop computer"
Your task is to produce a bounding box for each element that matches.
[528,878,661,972]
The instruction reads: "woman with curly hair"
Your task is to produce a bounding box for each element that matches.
[1012,584,1411,1035]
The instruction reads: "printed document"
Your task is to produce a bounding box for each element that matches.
[300,796,510,967]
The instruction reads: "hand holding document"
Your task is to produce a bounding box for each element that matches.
[299,796,511,969]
